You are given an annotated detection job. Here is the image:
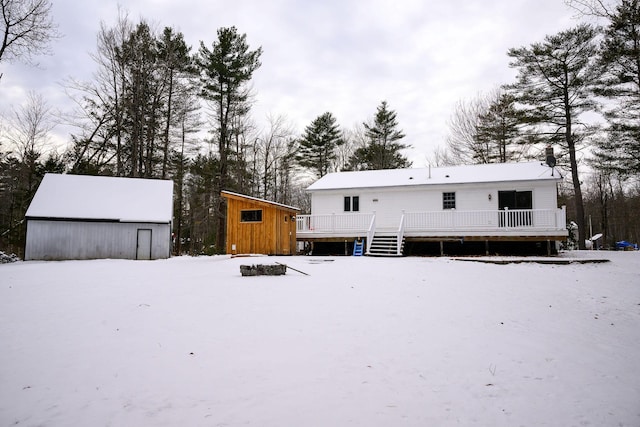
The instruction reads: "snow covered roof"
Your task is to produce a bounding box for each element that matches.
[221,191,300,211]
[306,161,562,191]
[26,174,174,223]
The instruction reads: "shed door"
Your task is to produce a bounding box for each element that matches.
[137,229,152,260]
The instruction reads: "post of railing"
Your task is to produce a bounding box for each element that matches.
[559,205,566,229]
[451,208,456,229]
[397,211,406,256]
[331,212,335,232]
[505,207,510,228]
[366,212,376,254]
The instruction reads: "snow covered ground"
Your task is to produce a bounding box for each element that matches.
[1,251,639,426]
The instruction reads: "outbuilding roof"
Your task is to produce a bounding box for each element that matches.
[26,174,174,223]
[221,191,300,211]
[306,161,561,191]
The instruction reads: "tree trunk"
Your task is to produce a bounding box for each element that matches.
[162,70,173,179]
[215,98,229,254]
[566,131,586,249]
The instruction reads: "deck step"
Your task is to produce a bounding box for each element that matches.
[367,234,405,257]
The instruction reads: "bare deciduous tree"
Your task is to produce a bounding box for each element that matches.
[335,124,366,171]
[445,88,535,165]
[425,144,456,167]
[564,0,613,18]
[62,9,133,175]
[445,94,493,165]
[254,114,295,201]
[0,0,60,78]
[5,91,55,167]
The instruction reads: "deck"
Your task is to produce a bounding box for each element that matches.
[296,208,568,254]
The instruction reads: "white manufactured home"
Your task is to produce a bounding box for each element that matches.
[296,161,568,256]
[24,174,173,261]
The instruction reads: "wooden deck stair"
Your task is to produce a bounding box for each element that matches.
[367,233,405,257]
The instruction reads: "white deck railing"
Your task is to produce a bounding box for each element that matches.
[296,212,375,233]
[366,214,376,253]
[296,207,566,236]
[404,207,566,231]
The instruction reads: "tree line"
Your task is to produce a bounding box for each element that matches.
[2,0,640,255]
[435,0,640,249]
[0,5,411,256]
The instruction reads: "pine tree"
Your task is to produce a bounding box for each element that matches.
[197,26,262,252]
[594,0,640,177]
[444,90,532,165]
[477,91,533,163]
[507,24,601,249]
[156,27,194,179]
[347,101,410,170]
[117,21,172,178]
[296,112,342,178]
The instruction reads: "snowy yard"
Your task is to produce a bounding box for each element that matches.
[1,252,639,426]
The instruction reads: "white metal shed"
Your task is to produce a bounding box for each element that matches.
[24,174,173,260]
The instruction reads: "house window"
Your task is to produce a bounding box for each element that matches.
[241,209,262,222]
[442,192,456,209]
[344,196,359,212]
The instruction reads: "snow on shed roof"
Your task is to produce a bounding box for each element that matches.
[306,161,561,191]
[26,174,174,223]
[221,191,300,211]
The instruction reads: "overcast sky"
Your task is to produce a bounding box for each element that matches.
[1,0,579,166]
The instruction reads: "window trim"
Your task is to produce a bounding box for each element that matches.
[442,192,456,210]
[344,195,360,212]
[240,209,263,223]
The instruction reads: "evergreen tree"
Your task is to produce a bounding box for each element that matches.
[507,24,601,249]
[156,26,194,179]
[444,90,533,165]
[116,21,162,177]
[185,153,219,255]
[65,17,198,179]
[347,101,410,170]
[445,95,490,165]
[197,26,262,251]
[477,91,533,163]
[594,0,640,177]
[296,112,342,177]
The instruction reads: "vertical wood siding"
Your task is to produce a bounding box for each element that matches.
[224,195,297,255]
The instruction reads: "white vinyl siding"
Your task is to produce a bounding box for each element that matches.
[309,180,559,231]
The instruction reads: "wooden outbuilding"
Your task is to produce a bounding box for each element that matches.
[221,191,299,256]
